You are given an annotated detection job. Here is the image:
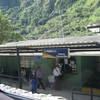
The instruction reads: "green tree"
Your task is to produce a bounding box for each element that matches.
[0,11,24,44]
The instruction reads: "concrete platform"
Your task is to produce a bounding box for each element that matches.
[37,88,72,100]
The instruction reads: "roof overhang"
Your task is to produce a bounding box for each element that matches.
[0,36,99,54]
[70,51,100,56]
[0,53,43,56]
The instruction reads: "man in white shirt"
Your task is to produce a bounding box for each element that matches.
[53,65,62,90]
[53,66,61,77]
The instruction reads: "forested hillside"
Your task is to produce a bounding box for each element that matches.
[0,11,23,44]
[1,0,100,39]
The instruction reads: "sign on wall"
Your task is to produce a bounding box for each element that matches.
[43,48,69,58]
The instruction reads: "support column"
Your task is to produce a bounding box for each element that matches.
[16,48,22,89]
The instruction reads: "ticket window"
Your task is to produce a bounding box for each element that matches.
[68,57,77,73]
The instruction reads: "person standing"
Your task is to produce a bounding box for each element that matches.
[48,74,55,89]
[53,64,62,90]
[31,69,38,93]
[21,69,27,83]
[36,67,46,90]
[31,76,38,93]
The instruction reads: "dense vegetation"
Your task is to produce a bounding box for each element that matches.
[0,11,23,44]
[1,0,100,40]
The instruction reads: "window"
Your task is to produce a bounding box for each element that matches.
[56,56,77,74]
[68,57,77,73]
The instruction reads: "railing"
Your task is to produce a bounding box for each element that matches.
[72,87,100,100]
[0,74,18,79]
[0,74,20,88]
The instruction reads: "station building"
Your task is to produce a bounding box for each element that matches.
[0,35,100,90]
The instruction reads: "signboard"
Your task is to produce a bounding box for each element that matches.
[43,48,69,58]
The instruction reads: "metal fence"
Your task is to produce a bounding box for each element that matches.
[72,88,100,100]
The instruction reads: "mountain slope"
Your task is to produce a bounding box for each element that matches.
[2,0,100,39]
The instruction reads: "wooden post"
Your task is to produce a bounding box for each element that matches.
[16,48,22,89]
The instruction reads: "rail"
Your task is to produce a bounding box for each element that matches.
[0,74,19,79]
[72,87,100,100]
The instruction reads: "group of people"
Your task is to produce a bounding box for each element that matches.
[30,67,45,93]
[21,63,64,93]
[30,64,63,93]
[48,63,63,90]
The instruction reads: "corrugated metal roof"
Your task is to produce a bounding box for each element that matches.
[0,35,100,49]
